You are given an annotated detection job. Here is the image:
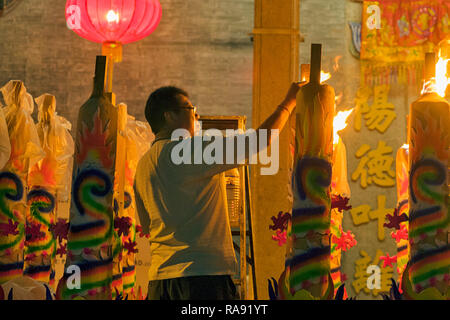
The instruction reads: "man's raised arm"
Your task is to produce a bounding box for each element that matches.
[256,81,306,147]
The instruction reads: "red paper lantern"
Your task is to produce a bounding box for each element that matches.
[65,0,162,91]
[65,0,162,45]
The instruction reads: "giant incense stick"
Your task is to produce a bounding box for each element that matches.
[394,143,409,286]
[122,116,153,299]
[0,81,44,284]
[111,102,127,299]
[404,52,450,299]
[57,56,118,300]
[284,44,335,299]
[25,94,74,288]
[330,131,351,293]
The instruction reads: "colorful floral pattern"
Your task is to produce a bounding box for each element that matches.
[362,0,449,63]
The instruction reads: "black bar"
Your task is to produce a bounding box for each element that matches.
[310,43,322,85]
[424,52,436,80]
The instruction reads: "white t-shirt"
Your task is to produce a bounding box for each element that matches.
[134,136,241,280]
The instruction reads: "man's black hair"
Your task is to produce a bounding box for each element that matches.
[145,86,189,134]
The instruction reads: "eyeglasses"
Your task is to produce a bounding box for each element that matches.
[170,106,197,113]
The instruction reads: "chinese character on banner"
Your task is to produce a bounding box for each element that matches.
[350,195,395,241]
[352,249,394,297]
[352,140,395,188]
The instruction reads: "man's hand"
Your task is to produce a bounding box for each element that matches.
[280,81,307,113]
[256,81,308,148]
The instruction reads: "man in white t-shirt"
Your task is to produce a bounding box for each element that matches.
[134,83,304,300]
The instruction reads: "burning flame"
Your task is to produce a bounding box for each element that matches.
[333,56,343,73]
[300,70,332,83]
[421,57,449,97]
[435,57,449,97]
[333,109,353,145]
[335,92,343,106]
[106,10,120,23]
[401,143,409,150]
[320,71,331,83]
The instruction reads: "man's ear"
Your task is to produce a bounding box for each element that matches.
[163,111,175,124]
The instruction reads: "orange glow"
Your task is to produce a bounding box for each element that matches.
[333,109,353,146]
